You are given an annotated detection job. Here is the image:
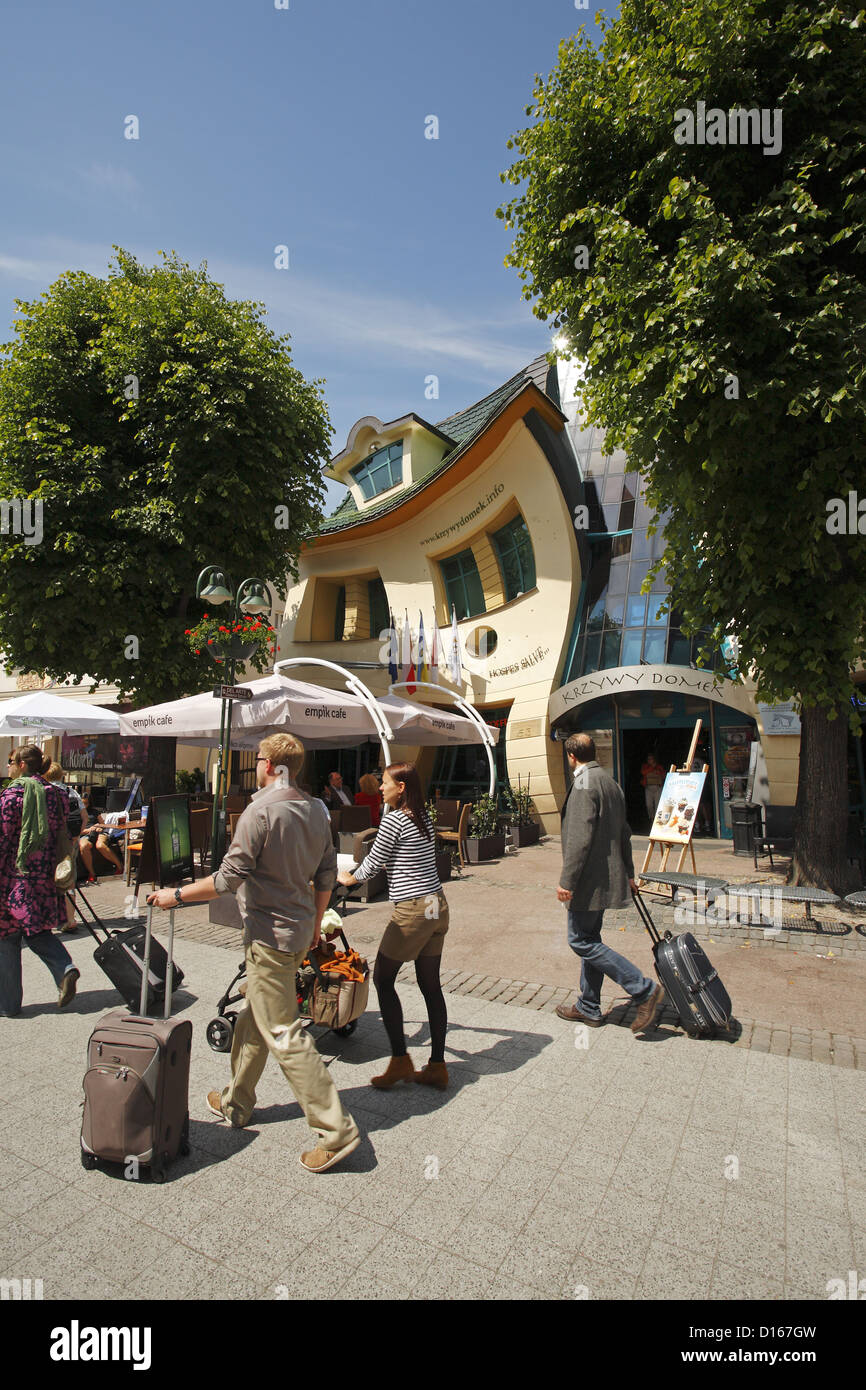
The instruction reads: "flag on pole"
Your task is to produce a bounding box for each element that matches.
[429,619,440,683]
[418,612,429,684]
[403,609,416,694]
[387,611,398,685]
[448,605,462,684]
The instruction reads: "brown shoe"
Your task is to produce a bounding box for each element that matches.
[57,968,79,1009]
[632,984,665,1033]
[370,1054,417,1088]
[299,1135,361,1173]
[414,1062,449,1090]
[555,1003,604,1026]
[206,1090,249,1128]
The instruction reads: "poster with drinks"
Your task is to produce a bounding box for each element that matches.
[151,794,194,887]
[650,769,707,844]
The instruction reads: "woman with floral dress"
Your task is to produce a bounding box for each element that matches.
[0,746,79,1017]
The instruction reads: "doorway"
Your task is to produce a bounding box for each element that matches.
[621,728,715,835]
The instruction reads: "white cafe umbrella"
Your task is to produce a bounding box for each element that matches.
[117,673,376,749]
[0,691,121,736]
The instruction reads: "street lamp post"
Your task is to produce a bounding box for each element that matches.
[195,566,273,871]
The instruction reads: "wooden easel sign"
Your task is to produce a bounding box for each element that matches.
[640,720,708,877]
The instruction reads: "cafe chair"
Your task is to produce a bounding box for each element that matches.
[436,802,471,869]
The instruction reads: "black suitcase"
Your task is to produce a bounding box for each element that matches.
[632,888,732,1036]
[75,892,184,1015]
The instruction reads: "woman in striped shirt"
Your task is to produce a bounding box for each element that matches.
[338,763,450,1090]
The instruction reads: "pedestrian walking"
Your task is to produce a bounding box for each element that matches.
[555,734,664,1032]
[0,746,80,1017]
[338,763,450,1090]
[146,732,360,1173]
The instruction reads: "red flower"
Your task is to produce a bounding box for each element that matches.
[194,648,201,654]
[207,638,214,644]
[184,629,191,635]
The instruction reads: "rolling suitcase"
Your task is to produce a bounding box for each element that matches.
[632,888,733,1036]
[75,892,184,1015]
[80,905,191,1182]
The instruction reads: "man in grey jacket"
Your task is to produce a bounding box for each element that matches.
[555,734,664,1033]
[148,732,360,1173]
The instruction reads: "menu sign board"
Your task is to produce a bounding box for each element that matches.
[650,769,707,845]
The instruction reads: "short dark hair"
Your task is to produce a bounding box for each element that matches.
[565,734,596,762]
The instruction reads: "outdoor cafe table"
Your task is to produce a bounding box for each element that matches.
[638,871,728,903]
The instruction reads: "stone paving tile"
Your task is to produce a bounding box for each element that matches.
[410,1252,496,1300]
[633,1240,716,1300]
[709,1259,785,1300]
[562,1256,637,1301]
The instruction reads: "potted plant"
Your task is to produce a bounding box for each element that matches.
[426,799,452,882]
[184,613,278,670]
[505,775,540,848]
[465,793,506,863]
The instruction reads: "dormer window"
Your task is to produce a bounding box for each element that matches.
[350,440,404,501]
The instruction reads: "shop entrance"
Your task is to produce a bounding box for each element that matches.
[622,727,715,836]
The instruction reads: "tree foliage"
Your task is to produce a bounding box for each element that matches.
[498,0,866,722]
[0,248,331,707]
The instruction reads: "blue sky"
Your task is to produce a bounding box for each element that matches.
[0,0,608,511]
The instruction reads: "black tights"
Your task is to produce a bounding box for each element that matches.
[373,953,448,1064]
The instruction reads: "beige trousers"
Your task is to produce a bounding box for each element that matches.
[221,938,359,1152]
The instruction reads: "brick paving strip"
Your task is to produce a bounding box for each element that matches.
[143,914,865,1070]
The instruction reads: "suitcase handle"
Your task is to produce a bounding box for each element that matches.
[140,903,175,1019]
[631,887,662,945]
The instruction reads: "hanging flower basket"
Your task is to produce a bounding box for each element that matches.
[184,613,278,672]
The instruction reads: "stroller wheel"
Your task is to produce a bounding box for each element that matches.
[206,1014,236,1052]
[333,1020,357,1038]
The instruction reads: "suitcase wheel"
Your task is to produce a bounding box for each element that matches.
[80,1150,98,1170]
[151,1156,167,1183]
[206,1014,236,1052]
[333,1020,357,1038]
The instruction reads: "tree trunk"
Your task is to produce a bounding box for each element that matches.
[790,704,857,893]
[140,736,177,801]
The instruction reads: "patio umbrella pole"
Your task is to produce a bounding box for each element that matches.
[210,655,235,873]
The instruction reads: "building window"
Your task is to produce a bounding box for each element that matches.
[368,577,389,638]
[350,441,403,501]
[440,549,486,620]
[491,515,536,601]
[334,586,346,641]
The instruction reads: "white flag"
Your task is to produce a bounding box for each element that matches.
[448,605,462,684]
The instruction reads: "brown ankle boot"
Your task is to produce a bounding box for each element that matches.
[370,1054,417,1089]
[414,1062,448,1090]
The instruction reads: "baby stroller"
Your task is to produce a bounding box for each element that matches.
[206,918,369,1053]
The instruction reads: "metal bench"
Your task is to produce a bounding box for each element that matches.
[724,882,841,930]
[638,871,728,904]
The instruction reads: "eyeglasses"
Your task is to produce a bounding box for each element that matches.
[256,756,268,764]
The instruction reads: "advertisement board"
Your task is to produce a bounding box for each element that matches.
[649,768,708,845]
[136,794,194,889]
[61,734,149,773]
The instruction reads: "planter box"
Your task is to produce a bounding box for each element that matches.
[464,833,506,864]
[509,822,540,848]
[435,849,452,882]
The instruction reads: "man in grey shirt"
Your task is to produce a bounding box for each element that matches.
[555,733,664,1033]
[148,732,360,1173]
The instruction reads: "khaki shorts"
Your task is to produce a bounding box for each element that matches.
[379,892,450,963]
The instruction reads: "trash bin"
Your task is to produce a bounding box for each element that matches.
[730,799,762,857]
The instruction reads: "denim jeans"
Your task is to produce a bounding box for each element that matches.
[0,930,76,1017]
[566,907,654,1020]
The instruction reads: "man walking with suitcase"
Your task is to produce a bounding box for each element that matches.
[147,733,360,1173]
[555,734,664,1033]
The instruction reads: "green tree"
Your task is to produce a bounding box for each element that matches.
[498,0,866,890]
[0,248,331,795]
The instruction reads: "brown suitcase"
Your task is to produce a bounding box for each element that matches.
[80,905,192,1182]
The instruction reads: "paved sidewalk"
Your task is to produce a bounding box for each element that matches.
[1,929,864,1302]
